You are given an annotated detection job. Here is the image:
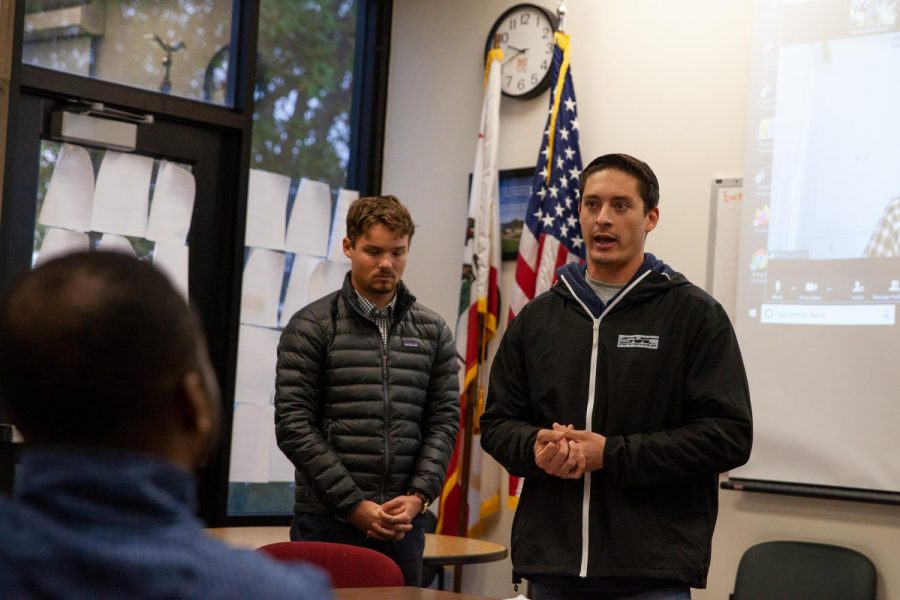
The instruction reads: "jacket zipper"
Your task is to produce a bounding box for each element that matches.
[347,291,406,505]
[560,269,653,578]
[380,341,390,503]
[579,319,600,577]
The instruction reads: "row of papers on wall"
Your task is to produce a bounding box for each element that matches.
[35,143,194,298]
[230,169,359,484]
[38,144,355,484]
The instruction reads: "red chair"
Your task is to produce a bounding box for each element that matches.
[257,541,404,588]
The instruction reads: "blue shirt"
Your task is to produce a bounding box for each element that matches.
[0,447,333,599]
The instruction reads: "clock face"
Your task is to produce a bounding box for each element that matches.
[487,4,556,99]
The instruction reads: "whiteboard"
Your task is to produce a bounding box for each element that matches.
[705,177,742,323]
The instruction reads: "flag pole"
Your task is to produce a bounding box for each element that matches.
[456,348,478,537]
[457,300,495,538]
[557,1,568,33]
[453,316,481,591]
[453,36,503,591]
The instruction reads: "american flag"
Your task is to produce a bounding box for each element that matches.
[508,32,585,322]
[507,31,585,507]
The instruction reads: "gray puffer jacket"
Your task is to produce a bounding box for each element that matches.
[275,273,460,518]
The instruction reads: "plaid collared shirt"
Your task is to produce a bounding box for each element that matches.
[865,196,900,258]
[354,289,396,347]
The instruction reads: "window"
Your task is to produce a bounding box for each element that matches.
[22,0,236,105]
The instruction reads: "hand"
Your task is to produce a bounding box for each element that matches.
[370,496,417,541]
[534,425,566,455]
[561,440,587,479]
[349,496,416,542]
[347,500,386,535]
[554,423,606,471]
[379,495,421,526]
[534,425,584,478]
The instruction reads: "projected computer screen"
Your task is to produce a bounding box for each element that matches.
[732,0,900,496]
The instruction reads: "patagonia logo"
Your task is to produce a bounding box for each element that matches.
[402,339,420,348]
[617,334,659,350]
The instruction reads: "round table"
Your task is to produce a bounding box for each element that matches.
[205,527,508,591]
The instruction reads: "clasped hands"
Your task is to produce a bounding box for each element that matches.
[534,422,606,479]
[347,495,422,541]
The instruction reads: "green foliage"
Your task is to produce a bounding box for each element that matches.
[252,0,356,189]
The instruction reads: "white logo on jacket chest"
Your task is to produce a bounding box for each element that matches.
[617,334,659,349]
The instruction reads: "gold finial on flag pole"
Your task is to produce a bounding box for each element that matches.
[557,1,568,33]
[493,32,501,50]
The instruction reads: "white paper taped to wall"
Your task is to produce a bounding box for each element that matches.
[246,169,289,250]
[268,426,296,483]
[153,242,190,300]
[309,259,348,301]
[285,178,331,256]
[35,227,90,266]
[90,151,153,237]
[97,233,137,256]
[234,324,281,407]
[228,403,270,483]
[326,188,358,262]
[38,143,95,231]
[280,255,324,327]
[146,161,196,244]
[240,248,286,328]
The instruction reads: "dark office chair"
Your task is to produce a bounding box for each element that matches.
[257,541,404,588]
[731,540,876,600]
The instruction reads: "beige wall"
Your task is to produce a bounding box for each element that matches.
[383,1,900,598]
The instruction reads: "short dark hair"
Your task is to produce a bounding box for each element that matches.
[0,252,202,447]
[579,153,660,212]
[346,195,415,246]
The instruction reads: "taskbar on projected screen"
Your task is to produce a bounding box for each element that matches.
[746,257,900,326]
[754,302,895,326]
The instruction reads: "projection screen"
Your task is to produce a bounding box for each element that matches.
[727,0,900,503]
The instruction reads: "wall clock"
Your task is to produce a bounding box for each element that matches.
[485,3,557,99]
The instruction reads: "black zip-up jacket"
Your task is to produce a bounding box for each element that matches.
[481,255,752,588]
[275,274,460,518]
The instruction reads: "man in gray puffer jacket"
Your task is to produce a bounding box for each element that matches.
[275,195,460,586]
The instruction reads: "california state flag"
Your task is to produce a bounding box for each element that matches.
[436,47,503,537]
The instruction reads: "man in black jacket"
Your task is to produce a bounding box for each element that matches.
[481,154,753,599]
[275,195,460,586]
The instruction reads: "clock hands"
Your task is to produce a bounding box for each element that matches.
[502,45,528,66]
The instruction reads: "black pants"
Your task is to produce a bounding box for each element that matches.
[290,511,425,586]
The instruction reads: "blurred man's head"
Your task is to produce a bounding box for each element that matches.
[0,252,220,468]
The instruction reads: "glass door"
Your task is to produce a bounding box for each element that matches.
[1,43,253,526]
[3,0,393,526]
